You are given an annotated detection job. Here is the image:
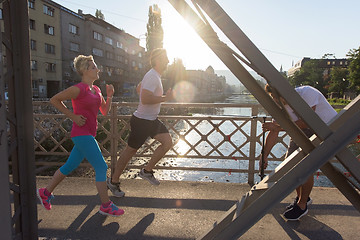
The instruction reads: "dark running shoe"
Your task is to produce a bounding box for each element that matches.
[283,203,308,221]
[139,168,160,185]
[286,196,312,210]
[106,178,125,198]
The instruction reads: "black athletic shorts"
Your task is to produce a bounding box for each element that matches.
[127,115,169,149]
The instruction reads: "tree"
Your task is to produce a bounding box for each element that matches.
[328,67,349,97]
[289,59,326,94]
[95,9,105,20]
[346,46,360,93]
[146,4,163,52]
[322,53,336,59]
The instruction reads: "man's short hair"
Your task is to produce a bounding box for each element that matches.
[150,48,166,67]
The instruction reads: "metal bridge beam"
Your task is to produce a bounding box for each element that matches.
[167,1,360,239]
[1,0,38,239]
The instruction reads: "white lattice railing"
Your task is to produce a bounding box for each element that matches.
[32,101,291,184]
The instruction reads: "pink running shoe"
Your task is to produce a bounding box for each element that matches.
[99,201,124,216]
[37,188,54,210]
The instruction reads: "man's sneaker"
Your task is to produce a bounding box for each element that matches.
[37,188,54,210]
[106,178,125,198]
[99,201,124,217]
[283,203,308,221]
[286,196,312,210]
[139,168,160,185]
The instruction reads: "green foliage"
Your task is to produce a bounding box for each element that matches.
[328,67,349,96]
[327,98,351,105]
[146,4,163,52]
[289,60,326,94]
[95,9,105,20]
[322,53,336,59]
[346,46,360,93]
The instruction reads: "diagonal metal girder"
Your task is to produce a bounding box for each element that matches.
[197,96,360,240]
[168,0,360,239]
[167,0,314,158]
[168,0,359,205]
[207,108,360,239]
[265,95,360,186]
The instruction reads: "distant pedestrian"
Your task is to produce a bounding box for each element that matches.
[36,55,124,216]
[107,48,173,197]
[260,84,337,220]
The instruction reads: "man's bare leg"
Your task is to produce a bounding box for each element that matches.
[297,176,314,210]
[111,145,137,183]
[144,133,172,171]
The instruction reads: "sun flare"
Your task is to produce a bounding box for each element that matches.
[173,81,196,103]
[160,2,221,70]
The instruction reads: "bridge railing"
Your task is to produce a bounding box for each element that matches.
[32,101,292,184]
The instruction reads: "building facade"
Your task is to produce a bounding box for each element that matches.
[287,57,349,77]
[60,6,85,89]
[1,0,145,98]
[187,66,226,101]
[82,13,145,97]
[29,0,63,98]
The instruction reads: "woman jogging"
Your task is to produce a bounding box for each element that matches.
[36,55,124,216]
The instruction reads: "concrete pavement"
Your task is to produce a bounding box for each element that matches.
[36,176,360,240]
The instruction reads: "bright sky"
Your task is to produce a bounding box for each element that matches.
[57,0,360,72]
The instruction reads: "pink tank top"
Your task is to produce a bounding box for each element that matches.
[70,82,102,138]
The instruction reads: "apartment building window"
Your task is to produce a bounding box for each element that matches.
[116,55,124,62]
[105,66,114,76]
[116,41,122,48]
[114,68,123,75]
[106,51,114,60]
[31,60,37,70]
[138,63,143,69]
[93,31,102,41]
[28,0,35,9]
[132,61,136,67]
[43,4,54,16]
[105,37,113,46]
[30,39,36,50]
[45,43,55,54]
[132,50,136,55]
[70,42,79,52]
[44,24,54,35]
[69,24,79,35]
[32,80,38,89]
[138,52,142,58]
[0,8,3,19]
[29,19,35,30]
[92,48,103,57]
[124,47,128,53]
[98,65,103,72]
[45,62,56,72]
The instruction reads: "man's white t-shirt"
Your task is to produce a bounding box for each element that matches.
[285,86,337,124]
[133,68,163,120]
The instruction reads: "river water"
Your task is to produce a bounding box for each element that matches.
[128,94,335,187]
